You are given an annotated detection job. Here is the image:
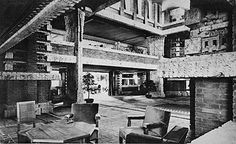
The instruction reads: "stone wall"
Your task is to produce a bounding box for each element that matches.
[37,81,51,103]
[157,52,236,78]
[145,36,165,57]
[194,78,232,137]
[6,81,27,105]
[1,34,52,118]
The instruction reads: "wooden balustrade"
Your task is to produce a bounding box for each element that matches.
[114,0,162,28]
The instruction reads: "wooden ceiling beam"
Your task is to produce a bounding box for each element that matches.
[90,0,121,16]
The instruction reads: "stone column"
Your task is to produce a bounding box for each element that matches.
[232,5,236,51]
[189,78,196,139]
[150,71,165,97]
[108,71,114,96]
[232,5,236,121]
[145,35,165,58]
[64,9,85,103]
[75,9,85,103]
[145,36,165,97]
[233,78,236,121]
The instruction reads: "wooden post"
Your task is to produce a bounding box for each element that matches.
[133,0,138,20]
[75,9,85,103]
[64,12,77,42]
[119,0,125,15]
[64,12,77,103]
[64,9,85,104]
[154,3,158,27]
[161,11,165,26]
[144,0,149,24]
[108,71,114,96]
[189,78,196,139]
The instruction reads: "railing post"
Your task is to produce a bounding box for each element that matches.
[154,3,158,27]
[161,10,165,26]
[133,0,138,20]
[144,0,149,24]
[119,0,125,15]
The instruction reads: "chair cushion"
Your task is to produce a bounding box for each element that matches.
[119,126,144,139]
[71,103,99,124]
[126,132,163,143]
[143,106,170,137]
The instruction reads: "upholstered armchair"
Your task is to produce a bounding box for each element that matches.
[71,103,101,143]
[126,125,189,144]
[119,106,171,143]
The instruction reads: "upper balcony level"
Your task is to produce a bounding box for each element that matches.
[0,0,190,56]
[46,29,159,70]
[95,0,190,36]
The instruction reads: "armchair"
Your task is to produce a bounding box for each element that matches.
[71,103,100,143]
[126,125,189,144]
[16,101,36,143]
[119,106,171,143]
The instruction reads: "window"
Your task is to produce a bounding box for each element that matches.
[122,79,128,85]
[129,79,136,85]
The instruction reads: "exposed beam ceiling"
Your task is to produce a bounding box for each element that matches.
[0,0,80,54]
[0,0,121,55]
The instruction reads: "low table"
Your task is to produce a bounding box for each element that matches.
[26,120,95,143]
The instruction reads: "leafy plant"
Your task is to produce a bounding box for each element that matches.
[83,73,95,99]
[143,80,156,97]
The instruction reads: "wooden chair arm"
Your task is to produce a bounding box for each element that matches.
[162,126,189,144]
[127,115,145,127]
[95,113,101,120]
[95,113,101,127]
[144,121,167,130]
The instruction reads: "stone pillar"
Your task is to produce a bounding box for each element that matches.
[232,5,236,121]
[108,71,114,96]
[150,71,165,97]
[65,12,77,103]
[232,5,236,51]
[64,9,85,103]
[233,78,236,121]
[145,36,165,57]
[189,78,196,139]
[75,9,85,103]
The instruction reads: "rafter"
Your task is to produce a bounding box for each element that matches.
[0,0,81,55]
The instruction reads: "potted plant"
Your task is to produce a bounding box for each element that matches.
[143,80,156,98]
[83,72,95,103]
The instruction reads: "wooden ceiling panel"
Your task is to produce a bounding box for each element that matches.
[84,19,148,46]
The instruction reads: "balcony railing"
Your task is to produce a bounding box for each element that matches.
[50,29,149,56]
[109,0,162,28]
[106,0,186,29]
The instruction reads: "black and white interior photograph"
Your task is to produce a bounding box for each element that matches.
[0,0,236,143]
